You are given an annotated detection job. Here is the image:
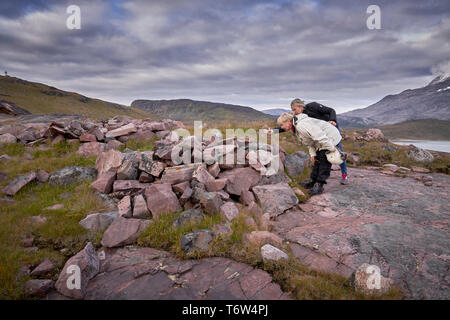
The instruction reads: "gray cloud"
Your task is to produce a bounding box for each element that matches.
[0,0,449,112]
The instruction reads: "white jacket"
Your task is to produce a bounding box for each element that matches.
[292,113,342,157]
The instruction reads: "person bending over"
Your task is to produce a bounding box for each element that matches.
[276,112,342,196]
[271,99,349,185]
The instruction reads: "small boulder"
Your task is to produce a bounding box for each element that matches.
[246,231,283,246]
[118,195,132,218]
[193,165,215,184]
[24,279,54,298]
[132,194,150,219]
[0,133,17,144]
[106,140,123,150]
[2,171,37,196]
[79,133,97,142]
[116,160,138,180]
[101,217,150,248]
[193,188,223,215]
[95,149,123,176]
[218,167,261,196]
[181,230,215,254]
[36,169,50,183]
[284,151,309,178]
[261,244,288,262]
[105,123,137,138]
[55,242,100,299]
[208,163,220,178]
[90,171,116,194]
[252,182,298,215]
[407,145,434,163]
[220,201,239,221]
[76,142,106,157]
[49,166,97,186]
[79,211,118,232]
[144,183,181,219]
[205,178,227,192]
[411,166,430,173]
[30,259,55,277]
[173,207,204,228]
[113,180,146,192]
[240,190,255,206]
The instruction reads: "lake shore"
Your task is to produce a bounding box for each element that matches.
[392,139,450,153]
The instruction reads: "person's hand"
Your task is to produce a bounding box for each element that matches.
[310,156,315,163]
[328,121,337,126]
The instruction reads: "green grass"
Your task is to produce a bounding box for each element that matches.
[0,181,108,299]
[342,140,450,173]
[138,211,222,257]
[0,141,109,299]
[137,208,402,300]
[0,140,96,186]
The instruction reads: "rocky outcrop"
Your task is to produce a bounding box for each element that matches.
[101,217,150,248]
[407,145,434,163]
[79,212,118,232]
[55,242,100,299]
[2,171,36,196]
[252,182,299,216]
[48,166,97,186]
[46,246,290,300]
[271,168,450,299]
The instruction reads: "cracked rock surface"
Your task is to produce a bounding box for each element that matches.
[45,246,291,300]
[272,168,450,299]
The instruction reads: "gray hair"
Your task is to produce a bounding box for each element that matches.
[290,98,305,108]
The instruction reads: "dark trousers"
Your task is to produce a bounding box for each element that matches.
[310,149,332,184]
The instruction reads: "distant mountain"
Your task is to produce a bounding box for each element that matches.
[0,76,152,120]
[261,108,291,116]
[131,99,275,124]
[339,75,450,128]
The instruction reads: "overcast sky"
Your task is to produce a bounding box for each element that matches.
[0,0,449,113]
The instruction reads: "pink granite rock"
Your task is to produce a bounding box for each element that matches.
[77,142,106,157]
[118,195,132,218]
[218,167,261,195]
[95,149,123,176]
[90,171,116,194]
[220,201,240,221]
[2,171,37,196]
[144,183,181,218]
[101,217,150,248]
[55,242,99,299]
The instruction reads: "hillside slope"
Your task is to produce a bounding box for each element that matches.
[0,76,152,120]
[131,99,275,124]
[339,75,450,127]
[377,119,450,140]
[261,108,291,116]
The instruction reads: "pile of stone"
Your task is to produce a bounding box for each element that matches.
[84,131,304,252]
[0,115,184,155]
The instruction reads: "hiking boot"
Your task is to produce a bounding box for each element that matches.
[300,179,315,189]
[308,182,324,196]
[341,173,349,185]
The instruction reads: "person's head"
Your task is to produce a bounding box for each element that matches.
[277,112,294,131]
[290,98,305,115]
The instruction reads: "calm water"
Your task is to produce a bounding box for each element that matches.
[393,140,450,153]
